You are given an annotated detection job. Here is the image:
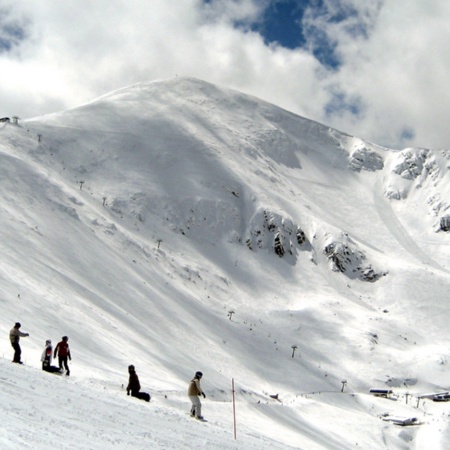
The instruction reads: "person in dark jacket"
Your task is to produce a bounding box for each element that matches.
[41,340,62,373]
[126,365,150,402]
[54,336,71,375]
[188,371,206,419]
[9,322,29,364]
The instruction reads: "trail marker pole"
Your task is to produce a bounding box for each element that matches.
[232,378,237,440]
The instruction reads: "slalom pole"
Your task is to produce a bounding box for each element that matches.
[232,378,237,440]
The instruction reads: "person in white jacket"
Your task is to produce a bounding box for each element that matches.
[187,371,206,419]
[9,322,29,364]
[40,340,62,373]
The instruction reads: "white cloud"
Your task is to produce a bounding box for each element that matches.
[301,0,450,149]
[200,0,264,24]
[0,0,448,149]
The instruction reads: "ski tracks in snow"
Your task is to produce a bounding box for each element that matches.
[373,179,449,274]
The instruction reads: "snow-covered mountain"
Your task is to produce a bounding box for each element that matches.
[1,77,450,449]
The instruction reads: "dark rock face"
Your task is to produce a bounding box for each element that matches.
[440,215,450,232]
[323,234,387,282]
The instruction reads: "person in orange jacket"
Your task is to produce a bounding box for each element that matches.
[54,336,71,375]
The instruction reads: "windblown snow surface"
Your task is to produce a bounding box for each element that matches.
[1,77,450,449]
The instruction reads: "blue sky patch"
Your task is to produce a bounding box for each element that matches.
[325,91,364,118]
[251,0,308,49]
[201,1,358,69]
[231,1,376,71]
[0,15,27,53]
[248,0,346,69]
[400,127,415,144]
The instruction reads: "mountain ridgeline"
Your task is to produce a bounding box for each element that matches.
[11,78,450,282]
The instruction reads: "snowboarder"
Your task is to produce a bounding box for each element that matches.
[41,340,62,373]
[9,322,29,364]
[188,371,206,419]
[126,365,150,402]
[54,336,71,376]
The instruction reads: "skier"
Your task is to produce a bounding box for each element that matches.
[41,340,62,373]
[188,371,206,419]
[54,336,71,376]
[126,365,150,402]
[9,322,29,364]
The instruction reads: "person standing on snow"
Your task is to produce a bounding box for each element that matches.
[9,322,29,364]
[41,340,62,373]
[126,365,150,402]
[188,371,206,419]
[54,336,71,375]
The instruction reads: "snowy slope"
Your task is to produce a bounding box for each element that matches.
[1,77,450,449]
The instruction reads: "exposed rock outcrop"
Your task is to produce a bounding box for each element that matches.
[323,233,386,282]
[348,145,384,172]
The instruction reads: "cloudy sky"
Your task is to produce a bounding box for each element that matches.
[0,0,448,149]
